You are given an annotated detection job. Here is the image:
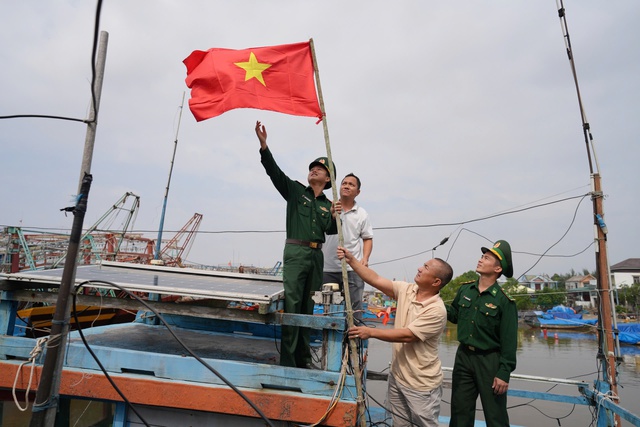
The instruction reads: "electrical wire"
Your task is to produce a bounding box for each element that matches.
[0,114,88,123]
[0,189,595,272]
[0,190,590,236]
[72,289,151,427]
[517,194,589,278]
[0,0,102,125]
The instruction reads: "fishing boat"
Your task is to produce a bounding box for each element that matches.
[522,306,598,330]
[362,302,396,325]
[2,1,639,425]
[523,314,598,330]
[0,261,381,426]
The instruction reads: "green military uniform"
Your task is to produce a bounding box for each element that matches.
[446,240,518,427]
[260,147,337,368]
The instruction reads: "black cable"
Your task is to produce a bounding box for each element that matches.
[508,399,577,422]
[0,0,102,125]
[518,194,589,278]
[374,193,589,231]
[363,387,419,427]
[0,114,88,123]
[74,279,275,427]
[72,289,151,427]
[1,190,594,271]
[2,192,589,236]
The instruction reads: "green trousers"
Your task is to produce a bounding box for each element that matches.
[450,345,510,427]
[280,244,323,368]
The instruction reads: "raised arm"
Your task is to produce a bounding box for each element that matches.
[338,246,393,298]
[255,120,268,151]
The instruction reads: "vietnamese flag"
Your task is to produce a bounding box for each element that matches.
[183,41,322,122]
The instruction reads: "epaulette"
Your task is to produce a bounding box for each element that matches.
[460,280,475,285]
[498,286,515,302]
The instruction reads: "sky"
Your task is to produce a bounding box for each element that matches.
[1,1,638,283]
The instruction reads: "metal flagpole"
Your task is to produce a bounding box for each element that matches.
[154,92,186,262]
[309,38,367,427]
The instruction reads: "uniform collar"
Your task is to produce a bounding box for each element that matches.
[304,184,328,200]
[471,280,501,297]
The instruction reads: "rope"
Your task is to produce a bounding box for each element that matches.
[12,336,49,411]
[303,346,351,427]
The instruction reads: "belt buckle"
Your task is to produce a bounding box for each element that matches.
[468,345,476,351]
[309,242,318,249]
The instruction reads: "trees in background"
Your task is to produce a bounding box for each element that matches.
[442,270,576,311]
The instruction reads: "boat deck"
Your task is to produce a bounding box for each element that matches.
[0,262,362,426]
[76,322,281,364]
[2,260,285,307]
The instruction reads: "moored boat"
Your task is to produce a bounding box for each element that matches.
[0,261,376,426]
[523,306,598,330]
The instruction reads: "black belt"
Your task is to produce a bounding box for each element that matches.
[285,239,323,249]
[461,344,499,355]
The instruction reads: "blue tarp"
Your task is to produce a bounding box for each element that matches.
[617,323,640,345]
[546,305,583,320]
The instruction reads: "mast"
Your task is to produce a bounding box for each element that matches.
[556,2,621,424]
[29,31,108,427]
[154,92,186,263]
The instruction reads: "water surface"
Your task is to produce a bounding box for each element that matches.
[364,324,640,427]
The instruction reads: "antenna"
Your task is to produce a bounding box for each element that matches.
[154,92,186,262]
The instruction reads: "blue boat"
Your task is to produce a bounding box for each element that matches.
[0,262,372,426]
[523,306,598,330]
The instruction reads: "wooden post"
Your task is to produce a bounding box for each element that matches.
[592,173,621,426]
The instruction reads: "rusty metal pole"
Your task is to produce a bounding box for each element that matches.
[29,31,108,427]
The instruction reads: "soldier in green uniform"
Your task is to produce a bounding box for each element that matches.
[446,240,517,427]
[255,121,337,368]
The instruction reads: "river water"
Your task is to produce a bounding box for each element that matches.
[363,323,640,427]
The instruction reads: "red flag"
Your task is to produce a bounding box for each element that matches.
[183,41,322,122]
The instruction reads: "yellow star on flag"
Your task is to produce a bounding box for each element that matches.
[234,52,272,86]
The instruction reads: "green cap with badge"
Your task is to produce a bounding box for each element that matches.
[309,157,335,189]
[481,240,513,278]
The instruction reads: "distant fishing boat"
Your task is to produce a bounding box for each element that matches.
[523,306,598,330]
[617,323,640,345]
[362,302,396,325]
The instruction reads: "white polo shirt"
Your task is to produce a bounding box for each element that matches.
[322,202,373,272]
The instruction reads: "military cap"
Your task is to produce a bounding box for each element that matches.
[309,157,335,189]
[481,240,513,278]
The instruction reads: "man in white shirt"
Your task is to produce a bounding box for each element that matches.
[322,173,373,320]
